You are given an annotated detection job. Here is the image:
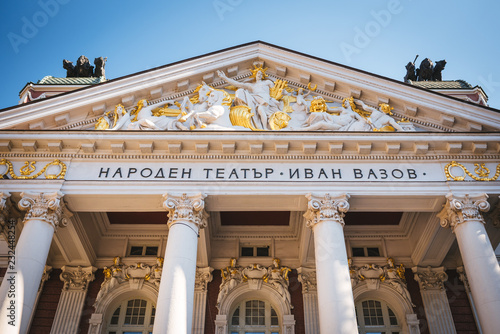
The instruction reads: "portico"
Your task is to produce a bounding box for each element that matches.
[1,42,499,334]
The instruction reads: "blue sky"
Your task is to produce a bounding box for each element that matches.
[1,0,499,110]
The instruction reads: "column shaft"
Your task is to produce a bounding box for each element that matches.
[154,222,198,333]
[439,193,500,334]
[454,220,500,333]
[0,218,54,334]
[313,219,357,333]
[305,193,357,334]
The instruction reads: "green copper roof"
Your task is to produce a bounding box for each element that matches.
[409,80,472,89]
[37,76,107,85]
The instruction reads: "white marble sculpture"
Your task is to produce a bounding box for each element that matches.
[94,66,414,132]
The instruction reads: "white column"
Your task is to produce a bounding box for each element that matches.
[412,266,456,334]
[50,266,96,334]
[192,267,213,334]
[304,193,358,334]
[297,267,319,334]
[153,193,206,334]
[0,191,68,334]
[438,193,500,334]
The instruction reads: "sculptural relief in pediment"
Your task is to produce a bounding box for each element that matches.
[94,64,415,132]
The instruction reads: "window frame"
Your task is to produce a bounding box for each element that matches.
[105,298,156,334]
[355,299,401,334]
[229,299,281,334]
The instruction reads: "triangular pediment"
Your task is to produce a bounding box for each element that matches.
[1,41,499,133]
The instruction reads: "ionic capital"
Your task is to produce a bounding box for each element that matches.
[438,193,490,231]
[297,267,317,293]
[60,265,97,291]
[304,193,350,228]
[18,192,71,231]
[412,266,448,290]
[195,267,214,292]
[162,193,207,230]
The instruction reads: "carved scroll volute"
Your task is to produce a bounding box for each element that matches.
[60,266,96,291]
[438,193,490,231]
[18,192,70,231]
[162,193,207,229]
[304,193,350,228]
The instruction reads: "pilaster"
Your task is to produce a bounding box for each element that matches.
[50,266,96,334]
[412,266,456,334]
[192,267,213,334]
[297,267,319,334]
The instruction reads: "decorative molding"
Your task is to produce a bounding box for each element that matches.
[0,159,66,179]
[438,193,490,231]
[304,193,350,228]
[406,314,421,334]
[60,266,96,291]
[412,266,448,290]
[216,258,292,311]
[195,266,213,292]
[94,257,163,306]
[18,191,70,231]
[456,266,470,291]
[297,267,317,293]
[162,193,207,230]
[0,192,11,237]
[1,151,500,161]
[349,258,414,307]
[445,161,500,181]
[40,265,53,290]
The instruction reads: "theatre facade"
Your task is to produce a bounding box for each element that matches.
[0,41,499,334]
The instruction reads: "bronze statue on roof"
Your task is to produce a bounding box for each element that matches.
[62,55,107,78]
[404,56,446,82]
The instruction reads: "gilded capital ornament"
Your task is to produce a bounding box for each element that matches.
[438,193,490,231]
[304,193,350,228]
[60,266,96,291]
[18,192,70,231]
[412,266,448,290]
[162,193,207,229]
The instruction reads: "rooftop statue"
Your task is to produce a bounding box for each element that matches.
[62,55,107,78]
[404,56,446,82]
[404,55,418,82]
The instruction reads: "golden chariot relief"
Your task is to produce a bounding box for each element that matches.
[94,64,415,132]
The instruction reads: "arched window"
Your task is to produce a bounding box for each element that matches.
[229,299,280,334]
[105,298,155,334]
[356,299,401,334]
